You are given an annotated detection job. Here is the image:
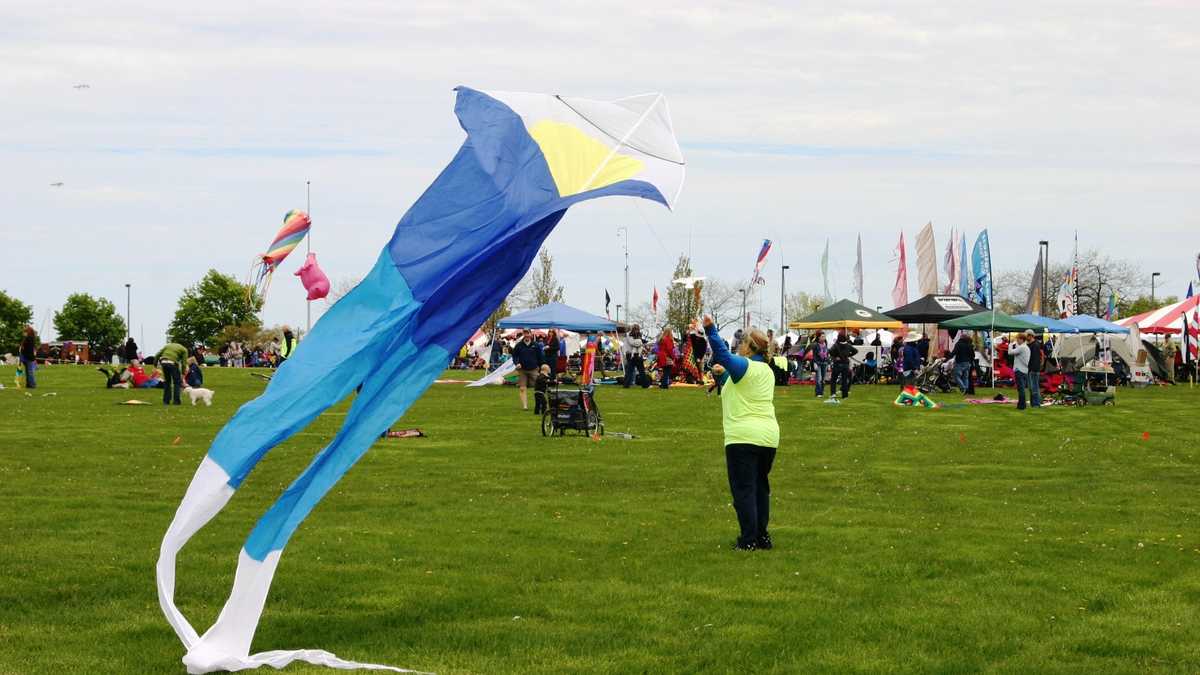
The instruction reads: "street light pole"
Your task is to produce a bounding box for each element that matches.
[125,283,131,341]
[739,289,747,330]
[1152,272,1161,305]
[780,265,790,333]
[1038,240,1049,315]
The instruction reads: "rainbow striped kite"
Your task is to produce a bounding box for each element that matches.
[157,87,684,674]
[248,209,311,304]
[750,239,772,285]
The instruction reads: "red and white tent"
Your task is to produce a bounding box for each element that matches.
[1115,295,1200,335]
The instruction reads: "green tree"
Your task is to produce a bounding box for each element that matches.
[169,270,261,347]
[665,254,696,334]
[1120,295,1178,319]
[482,299,512,335]
[0,290,33,354]
[52,293,126,355]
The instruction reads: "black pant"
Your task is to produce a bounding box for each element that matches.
[725,443,777,548]
[162,362,183,405]
[831,361,852,397]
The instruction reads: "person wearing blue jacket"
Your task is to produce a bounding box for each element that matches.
[703,317,780,551]
[900,331,924,387]
[185,356,204,388]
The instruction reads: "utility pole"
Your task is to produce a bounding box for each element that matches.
[739,289,747,330]
[780,265,790,333]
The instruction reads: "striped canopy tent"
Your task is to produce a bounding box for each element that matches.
[1116,295,1200,335]
[788,298,902,330]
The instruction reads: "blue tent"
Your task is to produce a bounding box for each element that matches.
[498,302,616,332]
[1013,314,1079,333]
[1061,314,1130,334]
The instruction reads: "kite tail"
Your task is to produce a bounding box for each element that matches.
[158,251,425,672]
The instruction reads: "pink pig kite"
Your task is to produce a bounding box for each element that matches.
[294,252,330,301]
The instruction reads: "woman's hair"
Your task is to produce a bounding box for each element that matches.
[742,328,770,355]
[23,325,34,336]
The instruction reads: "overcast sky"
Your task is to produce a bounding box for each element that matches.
[6,1,1199,349]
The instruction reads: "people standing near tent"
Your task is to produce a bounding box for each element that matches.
[702,315,779,551]
[952,331,975,393]
[829,333,858,398]
[1025,330,1044,407]
[557,331,568,374]
[656,327,676,389]
[156,342,189,406]
[900,331,923,387]
[511,329,543,410]
[621,325,648,388]
[808,333,830,397]
[19,325,37,389]
[1163,336,1177,382]
[1008,332,1033,410]
[543,329,560,375]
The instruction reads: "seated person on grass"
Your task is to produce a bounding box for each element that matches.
[97,365,133,388]
[185,356,203,388]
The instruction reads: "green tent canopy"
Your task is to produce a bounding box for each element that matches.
[789,299,903,330]
[940,310,1042,333]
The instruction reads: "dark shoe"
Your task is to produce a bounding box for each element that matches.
[755,534,773,550]
[731,538,757,551]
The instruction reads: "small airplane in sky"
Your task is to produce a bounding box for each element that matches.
[49,182,64,187]
[73,84,90,89]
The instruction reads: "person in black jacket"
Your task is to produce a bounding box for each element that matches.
[511,329,543,410]
[121,337,138,363]
[19,325,38,389]
[951,331,975,393]
[829,333,858,398]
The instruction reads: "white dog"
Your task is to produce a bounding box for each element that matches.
[184,386,215,406]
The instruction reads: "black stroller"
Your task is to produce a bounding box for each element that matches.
[541,382,604,437]
[915,358,954,393]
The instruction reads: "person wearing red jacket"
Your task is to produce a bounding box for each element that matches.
[656,327,676,389]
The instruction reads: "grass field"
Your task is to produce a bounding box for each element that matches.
[2,364,1199,674]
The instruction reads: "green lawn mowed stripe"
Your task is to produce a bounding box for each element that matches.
[1,365,1198,673]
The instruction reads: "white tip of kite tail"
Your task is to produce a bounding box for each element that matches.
[183,648,434,674]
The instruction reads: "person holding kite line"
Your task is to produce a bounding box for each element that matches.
[702,315,780,551]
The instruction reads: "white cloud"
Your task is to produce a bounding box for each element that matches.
[3,1,1198,346]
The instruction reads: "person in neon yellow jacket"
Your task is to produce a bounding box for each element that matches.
[702,315,780,551]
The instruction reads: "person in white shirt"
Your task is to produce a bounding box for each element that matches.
[1008,332,1032,410]
[621,325,648,388]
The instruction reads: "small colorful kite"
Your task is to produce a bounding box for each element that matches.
[248,209,311,305]
[294,252,330,301]
[894,385,940,409]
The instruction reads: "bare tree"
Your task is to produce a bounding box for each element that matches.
[994,249,1147,317]
[703,278,749,331]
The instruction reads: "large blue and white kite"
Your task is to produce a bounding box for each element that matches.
[156,87,685,673]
